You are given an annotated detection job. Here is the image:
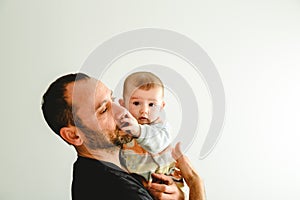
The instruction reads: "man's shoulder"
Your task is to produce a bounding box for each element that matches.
[71,156,153,199]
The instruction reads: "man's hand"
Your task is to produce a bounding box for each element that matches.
[171,142,198,186]
[148,173,184,200]
[172,142,206,200]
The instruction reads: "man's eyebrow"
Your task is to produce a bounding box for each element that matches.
[94,90,113,110]
[95,100,107,111]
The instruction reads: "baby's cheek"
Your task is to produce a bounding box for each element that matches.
[131,112,139,120]
[149,109,160,118]
[128,107,138,116]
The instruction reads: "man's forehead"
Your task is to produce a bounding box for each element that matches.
[76,78,107,91]
[66,78,109,101]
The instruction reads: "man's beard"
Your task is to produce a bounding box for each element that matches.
[74,117,133,150]
[113,130,133,146]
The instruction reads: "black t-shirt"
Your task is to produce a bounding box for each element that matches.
[72,156,154,200]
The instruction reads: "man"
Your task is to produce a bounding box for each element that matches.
[41,73,205,200]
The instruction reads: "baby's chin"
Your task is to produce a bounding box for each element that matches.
[138,117,156,125]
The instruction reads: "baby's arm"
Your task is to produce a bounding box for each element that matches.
[136,121,171,154]
[118,113,171,154]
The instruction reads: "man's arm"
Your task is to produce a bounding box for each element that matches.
[172,142,206,200]
[148,142,206,200]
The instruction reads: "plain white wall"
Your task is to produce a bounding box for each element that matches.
[1,0,299,199]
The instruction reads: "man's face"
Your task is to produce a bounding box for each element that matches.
[124,87,165,124]
[67,78,132,149]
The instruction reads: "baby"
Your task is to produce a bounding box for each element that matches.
[117,71,176,182]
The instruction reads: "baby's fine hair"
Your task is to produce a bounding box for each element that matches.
[123,71,164,97]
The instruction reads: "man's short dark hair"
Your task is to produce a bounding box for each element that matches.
[41,73,90,136]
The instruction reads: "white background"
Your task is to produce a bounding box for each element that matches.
[1,0,300,199]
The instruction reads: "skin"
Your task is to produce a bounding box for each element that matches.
[120,87,165,125]
[147,142,207,200]
[117,87,166,137]
[59,78,183,200]
[148,173,184,200]
[60,78,127,168]
[119,86,206,199]
[172,143,206,200]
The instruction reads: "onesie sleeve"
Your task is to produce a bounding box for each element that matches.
[136,121,172,154]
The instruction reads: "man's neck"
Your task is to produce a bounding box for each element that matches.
[76,145,127,171]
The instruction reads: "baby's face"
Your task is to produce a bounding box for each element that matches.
[124,87,165,124]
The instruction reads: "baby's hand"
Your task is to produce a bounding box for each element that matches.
[119,113,141,138]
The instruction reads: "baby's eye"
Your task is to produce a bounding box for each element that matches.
[133,101,140,106]
[149,103,155,107]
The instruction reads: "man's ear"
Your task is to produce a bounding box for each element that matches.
[60,126,83,146]
[118,98,125,107]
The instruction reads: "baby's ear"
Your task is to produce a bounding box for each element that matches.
[161,101,166,109]
[118,98,125,107]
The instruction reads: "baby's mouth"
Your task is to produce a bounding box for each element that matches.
[139,117,148,120]
[138,117,150,124]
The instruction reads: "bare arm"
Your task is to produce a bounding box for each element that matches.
[147,142,206,200]
[172,142,206,200]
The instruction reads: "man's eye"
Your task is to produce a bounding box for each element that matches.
[100,107,108,114]
[133,102,140,106]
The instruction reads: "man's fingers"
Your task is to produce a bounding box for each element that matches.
[149,182,176,194]
[172,168,182,180]
[148,188,174,200]
[148,173,184,200]
[151,173,174,185]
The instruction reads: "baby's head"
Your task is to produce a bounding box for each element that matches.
[119,71,165,125]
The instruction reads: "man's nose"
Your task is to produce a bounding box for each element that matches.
[111,102,128,120]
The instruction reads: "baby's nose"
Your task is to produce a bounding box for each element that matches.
[140,104,149,114]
